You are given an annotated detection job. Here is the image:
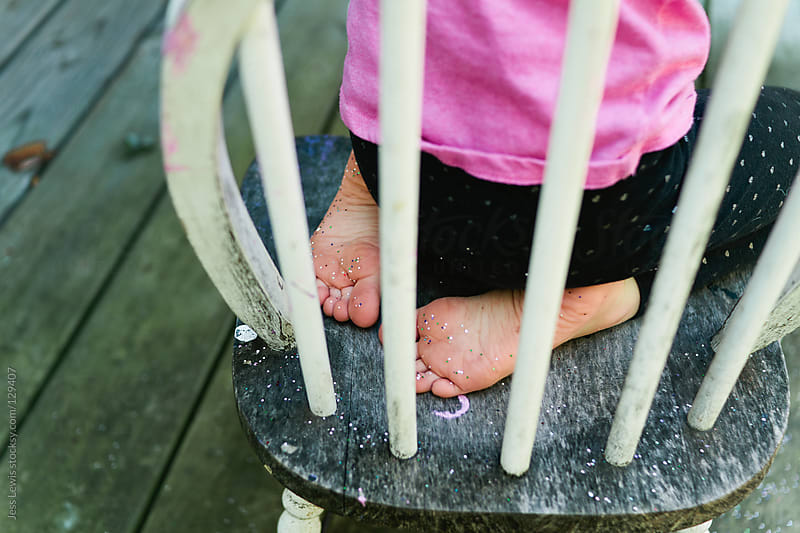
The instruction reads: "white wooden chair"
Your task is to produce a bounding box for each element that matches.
[161,0,799,531]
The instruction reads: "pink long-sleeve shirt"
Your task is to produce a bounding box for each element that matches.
[339,0,710,189]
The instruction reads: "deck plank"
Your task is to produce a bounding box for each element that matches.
[138,344,285,533]
[1,194,232,533]
[0,0,166,219]
[0,34,167,447]
[0,0,63,69]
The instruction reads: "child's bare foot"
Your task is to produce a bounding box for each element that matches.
[414,279,641,397]
[312,152,381,328]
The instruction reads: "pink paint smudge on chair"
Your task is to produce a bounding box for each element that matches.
[163,12,198,74]
[161,120,189,173]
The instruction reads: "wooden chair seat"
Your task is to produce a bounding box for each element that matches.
[232,135,790,532]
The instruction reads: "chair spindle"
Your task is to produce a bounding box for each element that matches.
[605,0,790,466]
[239,0,336,416]
[689,173,800,430]
[378,0,428,459]
[500,0,621,476]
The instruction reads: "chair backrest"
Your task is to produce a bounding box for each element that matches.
[161,0,799,476]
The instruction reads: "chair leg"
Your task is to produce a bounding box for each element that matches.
[277,488,324,533]
[675,519,713,533]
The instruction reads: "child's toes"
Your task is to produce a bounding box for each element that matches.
[333,287,353,322]
[430,378,466,398]
[348,273,381,328]
[416,371,437,393]
[415,350,434,393]
[316,279,330,305]
[323,287,342,316]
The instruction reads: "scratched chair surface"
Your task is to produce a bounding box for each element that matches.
[232,135,789,533]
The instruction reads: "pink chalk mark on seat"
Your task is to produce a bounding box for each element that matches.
[357,487,367,507]
[162,12,198,74]
[433,394,470,419]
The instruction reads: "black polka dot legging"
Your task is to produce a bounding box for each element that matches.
[350,87,798,304]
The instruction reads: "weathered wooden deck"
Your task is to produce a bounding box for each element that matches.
[0,1,797,532]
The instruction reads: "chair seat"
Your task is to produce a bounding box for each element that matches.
[232,135,790,533]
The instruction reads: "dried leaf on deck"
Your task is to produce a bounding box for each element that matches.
[2,141,55,172]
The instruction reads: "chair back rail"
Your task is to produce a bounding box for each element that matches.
[500,0,621,476]
[161,0,337,416]
[161,0,295,353]
[605,0,790,466]
[378,0,428,459]
[162,0,797,480]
